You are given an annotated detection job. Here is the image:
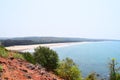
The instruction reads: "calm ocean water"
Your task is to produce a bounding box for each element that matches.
[23,41,120,78]
[53,41,120,78]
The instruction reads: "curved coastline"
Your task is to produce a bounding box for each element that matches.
[5,42,89,52]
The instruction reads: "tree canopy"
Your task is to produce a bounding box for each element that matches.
[56,58,82,80]
[33,46,59,71]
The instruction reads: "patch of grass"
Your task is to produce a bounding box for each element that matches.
[0,65,3,72]
[13,53,24,60]
[22,52,36,64]
[0,46,24,60]
[0,47,8,58]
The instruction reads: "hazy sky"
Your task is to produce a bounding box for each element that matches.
[0,0,120,39]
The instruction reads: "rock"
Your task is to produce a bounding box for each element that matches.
[20,69,28,73]
[9,57,14,60]
[24,74,32,79]
[35,64,42,69]
[40,70,46,75]
[26,64,35,70]
[4,77,9,80]
[17,59,23,62]
[53,78,57,80]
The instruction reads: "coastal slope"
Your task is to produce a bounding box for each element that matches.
[0,49,62,80]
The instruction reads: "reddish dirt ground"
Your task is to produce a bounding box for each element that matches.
[0,56,62,80]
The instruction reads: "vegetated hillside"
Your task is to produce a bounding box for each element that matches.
[0,37,106,47]
[9,37,104,42]
[0,40,36,47]
[0,46,62,80]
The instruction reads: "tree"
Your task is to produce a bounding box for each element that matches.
[33,46,59,71]
[22,52,36,64]
[85,72,97,80]
[56,58,82,80]
[109,58,117,80]
[109,58,120,80]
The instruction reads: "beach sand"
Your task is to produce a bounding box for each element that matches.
[5,42,88,51]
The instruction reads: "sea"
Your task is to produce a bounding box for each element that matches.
[23,41,120,79]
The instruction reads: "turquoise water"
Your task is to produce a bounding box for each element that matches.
[52,41,120,78]
[23,41,120,78]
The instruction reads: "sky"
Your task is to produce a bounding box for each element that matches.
[0,0,120,39]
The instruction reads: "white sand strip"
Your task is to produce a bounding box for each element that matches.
[5,42,88,51]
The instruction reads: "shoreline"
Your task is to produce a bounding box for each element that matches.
[5,42,89,52]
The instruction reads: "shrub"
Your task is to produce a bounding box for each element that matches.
[56,58,82,80]
[109,58,117,80]
[0,46,8,58]
[85,72,97,80]
[13,53,24,60]
[33,46,59,71]
[116,73,120,80]
[109,58,120,80]
[0,65,2,72]
[22,52,36,64]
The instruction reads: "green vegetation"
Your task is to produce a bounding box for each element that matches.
[33,46,59,71]
[13,53,24,60]
[109,58,116,80]
[0,46,8,58]
[116,73,120,80]
[0,65,3,72]
[0,64,2,78]
[22,52,36,64]
[1,40,36,47]
[85,73,97,80]
[1,46,120,80]
[0,45,25,60]
[56,58,82,80]
[109,58,120,80]
[0,37,104,47]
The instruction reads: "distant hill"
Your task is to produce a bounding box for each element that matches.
[8,37,106,42]
[0,36,118,47]
[0,37,9,40]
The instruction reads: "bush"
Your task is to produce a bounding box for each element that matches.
[33,46,59,71]
[56,58,82,80]
[116,73,120,80]
[0,65,2,72]
[0,46,8,58]
[22,52,36,64]
[13,53,24,60]
[85,72,97,80]
[109,58,117,80]
[109,58,120,80]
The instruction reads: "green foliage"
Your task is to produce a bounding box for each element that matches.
[56,58,82,80]
[109,58,117,80]
[116,71,120,79]
[33,46,59,71]
[116,73,120,80]
[0,46,8,58]
[22,52,36,64]
[85,72,97,80]
[109,59,120,80]
[13,53,24,60]
[0,65,2,72]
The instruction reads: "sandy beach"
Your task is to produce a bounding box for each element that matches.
[5,42,88,52]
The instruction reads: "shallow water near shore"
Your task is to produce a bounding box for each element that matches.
[23,41,120,78]
[53,41,120,78]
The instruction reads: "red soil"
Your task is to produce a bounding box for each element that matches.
[0,56,62,80]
